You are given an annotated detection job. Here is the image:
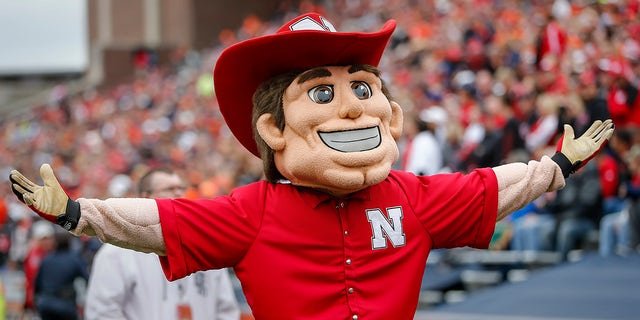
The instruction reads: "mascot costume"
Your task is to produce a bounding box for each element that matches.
[10,13,613,320]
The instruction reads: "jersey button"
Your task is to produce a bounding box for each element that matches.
[340,202,345,208]
[345,259,352,265]
[352,315,359,320]
[344,230,349,236]
[348,287,354,294]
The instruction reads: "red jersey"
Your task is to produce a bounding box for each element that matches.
[599,155,620,198]
[23,246,47,309]
[157,169,498,320]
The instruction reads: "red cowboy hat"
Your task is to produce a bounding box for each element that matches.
[213,13,396,157]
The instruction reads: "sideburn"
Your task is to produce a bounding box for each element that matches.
[252,70,303,182]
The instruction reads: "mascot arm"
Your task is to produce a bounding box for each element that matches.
[76,198,166,255]
[493,156,565,221]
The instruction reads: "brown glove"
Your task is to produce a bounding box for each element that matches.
[9,164,80,231]
[552,119,614,178]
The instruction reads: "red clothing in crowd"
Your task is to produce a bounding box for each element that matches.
[537,19,567,70]
[23,246,49,310]
[599,154,621,199]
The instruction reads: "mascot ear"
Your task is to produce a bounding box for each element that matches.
[256,113,286,151]
[389,101,403,140]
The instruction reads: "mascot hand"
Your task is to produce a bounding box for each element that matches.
[553,119,614,177]
[10,164,80,231]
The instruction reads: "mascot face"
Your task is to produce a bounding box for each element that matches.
[256,65,403,196]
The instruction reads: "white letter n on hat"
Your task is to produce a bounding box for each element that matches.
[289,15,337,32]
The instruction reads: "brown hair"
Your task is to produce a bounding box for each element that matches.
[251,64,393,182]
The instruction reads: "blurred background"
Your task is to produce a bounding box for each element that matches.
[0,0,639,319]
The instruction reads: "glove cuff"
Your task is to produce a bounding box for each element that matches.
[551,152,581,178]
[56,199,81,231]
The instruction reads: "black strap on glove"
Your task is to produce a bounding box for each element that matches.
[57,199,81,231]
[551,152,579,179]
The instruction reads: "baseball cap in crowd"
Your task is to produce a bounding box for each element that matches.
[214,12,397,157]
[32,220,55,239]
[419,106,447,125]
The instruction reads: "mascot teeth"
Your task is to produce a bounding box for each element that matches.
[318,126,381,152]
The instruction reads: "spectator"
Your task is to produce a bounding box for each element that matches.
[0,197,10,268]
[599,130,633,215]
[599,203,633,257]
[84,167,240,320]
[8,214,31,269]
[467,95,509,169]
[621,146,640,253]
[34,231,88,320]
[576,70,611,131]
[551,162,604,260]
[524,93,560,157]
[401,107,446,175]
[22,220,56,318]
[598,130,633,256]
[535,14,567,72]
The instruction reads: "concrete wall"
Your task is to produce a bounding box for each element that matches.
[87,0,279,86]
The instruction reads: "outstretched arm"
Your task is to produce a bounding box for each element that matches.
[10,164,166,255]
[494,119,614,221]
[494,156,564,220]
[78,198,165,254]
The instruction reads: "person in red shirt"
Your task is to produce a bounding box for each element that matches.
[10,13,613,320]
[599,129,633,213]
[536,15,567,71]
[22,221,55,317]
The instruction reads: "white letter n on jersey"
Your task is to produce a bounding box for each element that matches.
[366,207,406,250]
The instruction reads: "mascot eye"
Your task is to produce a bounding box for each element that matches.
[308,85,334,104]
[351,81,372,99]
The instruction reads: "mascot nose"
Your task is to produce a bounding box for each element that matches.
[338,97,365,119]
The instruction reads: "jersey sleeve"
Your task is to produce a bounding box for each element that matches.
[394,168,498,249]
[157,182,265,281]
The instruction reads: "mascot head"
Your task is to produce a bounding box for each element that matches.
[214,13,403,196]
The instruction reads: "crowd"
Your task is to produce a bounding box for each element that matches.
[0,0,639,318]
